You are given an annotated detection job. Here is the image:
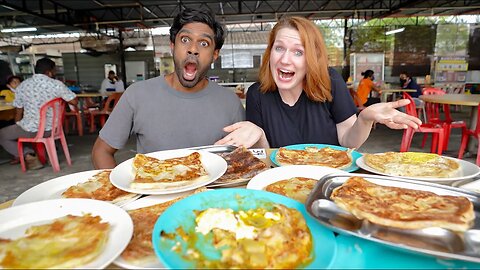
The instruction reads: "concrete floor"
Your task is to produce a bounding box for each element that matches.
[0,110,478,204]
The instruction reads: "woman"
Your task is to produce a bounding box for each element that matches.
[215,16,421,149]
[356,70,382,108]
[0,75,21,103]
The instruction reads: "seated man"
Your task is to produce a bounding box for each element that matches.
[100,71,125,95]
[91,8,245,169]
[400,71,423,107]
[0,58,78,169]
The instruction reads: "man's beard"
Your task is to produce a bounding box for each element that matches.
[173,54,211,88]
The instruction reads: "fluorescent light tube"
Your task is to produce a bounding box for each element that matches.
[385,28,405,35]
[1,27,37,33]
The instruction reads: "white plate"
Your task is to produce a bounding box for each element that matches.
[246,165,345,190]
[12,170,141,207]
[0,198,133,269]
[110,149,227,195]
[356,156,480,182]
[114,192,194,269]
[457,179,480,194]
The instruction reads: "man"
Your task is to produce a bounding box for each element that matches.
[400,71,424,106]
[0,58,78,169]
[100,70,125,94]
[92,8,245,169]
[400,71,422,98]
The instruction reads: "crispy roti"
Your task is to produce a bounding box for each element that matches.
[132,152,209,190]
[120,187,207,265]
[214,147,268,184]
[0,214,110,269]
[62,170,137,204]
[330,176,475,232]
[264,177,317,203]
[276,146,353,169]
[364,152,461,178]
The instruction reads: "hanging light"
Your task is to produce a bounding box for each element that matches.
[1,27,37,33]
[385,28,405,35]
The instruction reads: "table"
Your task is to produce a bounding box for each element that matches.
[381,88,417,103]
[75,93,109,114]
[76,93,106,98]
[0,103,15,121]
[0,149,476,269]
[419,94,480,153]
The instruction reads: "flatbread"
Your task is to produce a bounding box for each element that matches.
[331,176,474,232]
[264,177,317,203]
[0,214,110,268]
[132,152,209,189]
[62,170,137,204]
[364,152,461,178]
[120,187,207,265]
[276,146,353,169]
[213,147,268,184]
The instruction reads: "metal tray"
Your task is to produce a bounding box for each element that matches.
[305,173,480,263]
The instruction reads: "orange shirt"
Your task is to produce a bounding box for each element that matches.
[356,78,374,106]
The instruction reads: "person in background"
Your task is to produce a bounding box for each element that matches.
[0,75,21,102]
[400,71,424,107]
[91,8,244,169]
[215,16,421,149]
[0,58,78,169]
[100,70,125,94]
[357,70,382,109]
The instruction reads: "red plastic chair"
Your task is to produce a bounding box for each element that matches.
[64,103,84,136]
[422,88,467,151]
[458,105,480,166]
[17,98,72,172]
[400,93,445,155]
[89,93,122,133]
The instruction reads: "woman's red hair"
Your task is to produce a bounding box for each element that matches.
[258,16,332,102]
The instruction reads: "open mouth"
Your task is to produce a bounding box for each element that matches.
[183,61,198,81]
[277,68,295,80]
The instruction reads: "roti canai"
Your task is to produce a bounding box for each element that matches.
[214,147,268,184]
[62,170,137,204]
[364,152,461,178]
[330,176,474,232]
[276,146,353,169]
[0,214,110,269]
[264,177,317,203]
[132,152,209,190]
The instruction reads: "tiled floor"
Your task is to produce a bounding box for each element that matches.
[0,110,477,204]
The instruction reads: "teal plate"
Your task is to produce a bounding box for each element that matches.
[152,188,337,269]
[270,143,362,172]
[332,234,480,269]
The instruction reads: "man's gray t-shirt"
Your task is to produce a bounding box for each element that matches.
[99,76,245,153]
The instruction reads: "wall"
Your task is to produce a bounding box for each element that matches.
[63,51,156,89]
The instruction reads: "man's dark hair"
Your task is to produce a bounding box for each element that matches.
[7,75,21,84]
[108,70,115,75]
[169,8,226,50]
[400,71,411,78]
[34,58,56,74]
